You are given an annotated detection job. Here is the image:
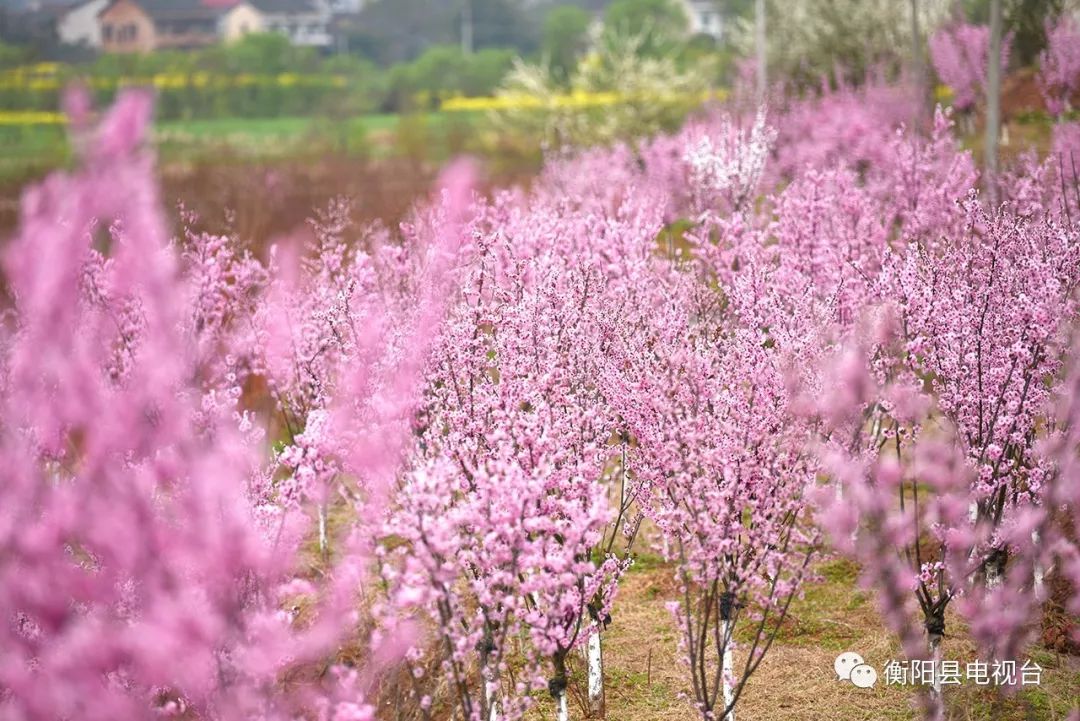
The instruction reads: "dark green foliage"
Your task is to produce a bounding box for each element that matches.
[603,0,690,56]
[346,0,538,65]
[964,0,1065,65]
[388,45,516,110]
[543,5,591,84]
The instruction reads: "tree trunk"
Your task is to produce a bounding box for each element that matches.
[928,632,943,696]
[720,592,736,721]
[550,654,569,721]
[586,627,604,717]
[1033,529,1045,596]
[985,548,1005,589]
[922,628,946,721]
[910,0,925,124]
[486,682,499,721]
[556,691,568,721]
[318,503,328,559]
[985,0,1003,204]
[926,611,946,706]
[480,628,498,721]
[755,0,767,104]
[721,620,735,721]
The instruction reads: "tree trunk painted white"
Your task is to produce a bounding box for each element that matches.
[486,681,499,721]
[923,630,946,721]
[587,627,604,716]
[929,633,943,697]
[317,503,328,558]
[555,690,568,721]
[986,557,1002,588]
[755,0,767,103]
[966,502,978,583]
[835,481,859,545]
[721,618,735,721]
[1033,529,1045,596]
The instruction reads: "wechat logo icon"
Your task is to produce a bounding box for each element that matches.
[835,651,877,689]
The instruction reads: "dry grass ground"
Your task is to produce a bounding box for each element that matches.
[525,553,1080,721]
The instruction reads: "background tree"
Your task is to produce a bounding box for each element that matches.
[385,45,515,110]
[0,39,29,69]
[964,0,1066,64]
[350,0,538,65]
[732,0,952,88]
[930,22,1010,115]
[469,0,540,54]
[1038,14,1080,115]
[543,5,592,83]
[203,32,319,75]
[603,0,689,56]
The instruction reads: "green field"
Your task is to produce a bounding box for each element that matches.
[154,112,443,140]
[0,111,484,183]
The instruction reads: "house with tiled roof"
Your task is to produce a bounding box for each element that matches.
[98,0,263,52]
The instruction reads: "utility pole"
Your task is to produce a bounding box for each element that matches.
[461,0,474,55]
[754,0,767,104]
[985,0,1002,204]
[910,0,925,124]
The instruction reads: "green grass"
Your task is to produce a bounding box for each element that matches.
[157,115,315,139]
[153,110,478,143]
[0,110,485,183]
[0,124,71,182]
[152,112,456,140]
[626,549,668,575]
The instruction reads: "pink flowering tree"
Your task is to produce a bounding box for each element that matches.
[0,92,311,721]
[1053,122,1080,221]
[882,197,1079,583]
[769,78,915,182]
[602,261,818,721]
[0,92,468,721]
[681,109,776,219]
[811,319,1063,720]
[807,189,1080,717]
[930,23,1010,114]
[1038,15,1080,117]
[381,227,633,719]
[866,107,979,247]
[1039,337,1080,647]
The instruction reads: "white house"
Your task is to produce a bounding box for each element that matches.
[252,0,333,48]
[325,0,365,12]
[679,0,725,41]
[57,0,109,47]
